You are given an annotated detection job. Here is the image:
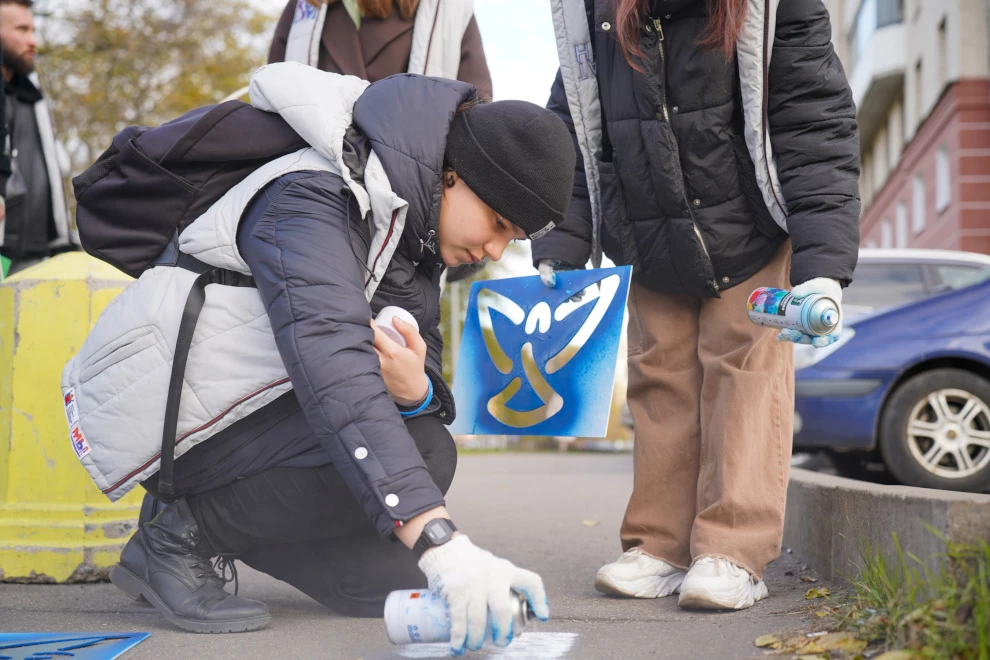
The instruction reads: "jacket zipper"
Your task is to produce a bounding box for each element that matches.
[653,17,719,293]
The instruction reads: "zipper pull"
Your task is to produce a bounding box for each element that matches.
[421,229,437,255]
[653,18,664,41]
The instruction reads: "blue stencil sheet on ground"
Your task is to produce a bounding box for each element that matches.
[0,633,149,660]
[449,266,632,437]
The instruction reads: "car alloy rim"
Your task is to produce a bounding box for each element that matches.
[906,388,990,480]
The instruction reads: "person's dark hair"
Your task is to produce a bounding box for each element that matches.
[0,0,34,7]
[611,0,747,71]
[306,0,418,20]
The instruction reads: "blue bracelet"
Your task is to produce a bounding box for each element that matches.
[399,378,433,417]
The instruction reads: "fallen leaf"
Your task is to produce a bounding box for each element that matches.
[754,634,782,649]
[796,655,828,660]
[582,519,600,527]
[803,633,867,654]
[805,587,832,599]
[800,576,819,583]
[816,610,828,618]
[874,652,920,660]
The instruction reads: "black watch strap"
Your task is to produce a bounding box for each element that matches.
[413,518,457,558]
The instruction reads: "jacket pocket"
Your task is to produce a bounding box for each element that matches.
[78,326,168,385]
[597,159,641,271]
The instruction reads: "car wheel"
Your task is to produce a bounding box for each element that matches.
[828,451,887,481]
[879,369,990,491]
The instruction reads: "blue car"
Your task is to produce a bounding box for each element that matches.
[794,266,990,492]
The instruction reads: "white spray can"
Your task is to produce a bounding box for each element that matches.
[384,589,530,645]
[375,306,419,347]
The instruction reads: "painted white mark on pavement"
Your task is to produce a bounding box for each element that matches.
[394,632,578,659]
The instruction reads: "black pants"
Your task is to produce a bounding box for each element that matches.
[180,415,457,617]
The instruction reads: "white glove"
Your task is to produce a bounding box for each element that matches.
[776,277,844,348]
[537,259,585,301]
[418,534,550,654]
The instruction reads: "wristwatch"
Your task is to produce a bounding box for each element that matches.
[413,518,458,558]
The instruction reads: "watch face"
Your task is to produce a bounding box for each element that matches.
[425,520,452,544]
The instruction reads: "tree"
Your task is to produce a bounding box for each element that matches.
[39,0,273,179]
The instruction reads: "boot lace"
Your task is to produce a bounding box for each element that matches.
[194,555,239,595]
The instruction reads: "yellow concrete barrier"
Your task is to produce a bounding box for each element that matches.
[0,253,142,582]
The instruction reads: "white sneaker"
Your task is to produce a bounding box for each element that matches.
[677,557,769,610]
[594,548,687,598]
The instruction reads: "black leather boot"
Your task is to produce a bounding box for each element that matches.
[110,498,271,633]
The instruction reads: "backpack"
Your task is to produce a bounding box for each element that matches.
[72,100,307,278]
[72,100,307,498]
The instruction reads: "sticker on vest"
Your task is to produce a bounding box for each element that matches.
[69,424,91,459]
[63,388,79,427]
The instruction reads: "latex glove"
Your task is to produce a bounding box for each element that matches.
[538,259,585,302]
[537,259,581,288]
[776,277,844,348]
[418,535,550,654]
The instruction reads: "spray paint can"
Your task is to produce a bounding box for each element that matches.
[747,287,839,337]
[384,589,530,645]
[375,306,419,348]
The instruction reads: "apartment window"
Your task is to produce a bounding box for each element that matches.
[915,59,924,124]
[895,211,909,248]
[881,219,893,248]
[936,144,951,212]
[912,175,926,233]
[848,0,905,71]
[937,17,948,92]
[896,202,908,241]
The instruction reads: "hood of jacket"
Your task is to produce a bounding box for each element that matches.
[353,74,477,265]
[249,63,477,269]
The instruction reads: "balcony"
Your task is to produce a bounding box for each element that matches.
[847,0,906,145]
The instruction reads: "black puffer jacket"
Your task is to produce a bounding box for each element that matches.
[235,75,474,537]
[532,0,861,297]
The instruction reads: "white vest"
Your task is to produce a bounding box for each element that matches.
[284,0,475,80]
[549,0,788,266]
[61,64,410,501]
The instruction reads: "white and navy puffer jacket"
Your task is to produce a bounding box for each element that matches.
[62,64,472,536]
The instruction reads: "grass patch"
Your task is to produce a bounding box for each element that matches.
[825,531,990,659]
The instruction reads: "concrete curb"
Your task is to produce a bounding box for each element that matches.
[783,467,990,584]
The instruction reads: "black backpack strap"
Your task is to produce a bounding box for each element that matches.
[156,256,255,497]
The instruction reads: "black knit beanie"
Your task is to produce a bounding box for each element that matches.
[444,100,576,240]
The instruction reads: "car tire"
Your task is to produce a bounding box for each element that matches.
[879,368,990,491]
[828,451,885,481]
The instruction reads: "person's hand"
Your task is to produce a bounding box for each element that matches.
[776,277,844,348]
[537,259,585,301]
[418,535,550,654]
[371,317,429,406]
[537,259,581,288]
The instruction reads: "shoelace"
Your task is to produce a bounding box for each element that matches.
[214,556,239,595]
[193,555,239,595]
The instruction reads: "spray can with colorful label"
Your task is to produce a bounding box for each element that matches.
[384,589,529,645]
[747,287,839,337]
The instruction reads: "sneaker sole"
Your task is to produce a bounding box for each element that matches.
[110,564,271,633]
[678,581,768,611]
[594,570,685,598]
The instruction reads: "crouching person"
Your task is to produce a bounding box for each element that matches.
[61,63,575,652]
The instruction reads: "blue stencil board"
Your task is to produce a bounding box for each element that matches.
[449,266,631,437]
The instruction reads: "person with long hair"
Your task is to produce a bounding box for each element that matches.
[537,0,860,609]
[269,0,492,101]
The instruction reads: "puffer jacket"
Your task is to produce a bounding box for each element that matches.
[63,66,474,537]
[533,0,861,297]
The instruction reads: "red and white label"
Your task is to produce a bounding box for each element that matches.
[69,424,90,459]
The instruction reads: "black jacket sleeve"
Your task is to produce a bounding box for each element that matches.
[767,0,861,287]
[531,69,594,270]
[238,171,446,537]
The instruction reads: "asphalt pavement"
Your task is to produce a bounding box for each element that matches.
[0,454,827,659]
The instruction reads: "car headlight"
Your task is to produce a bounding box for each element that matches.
[793,329,856,371]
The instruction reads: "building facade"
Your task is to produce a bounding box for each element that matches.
[823,0,990,253]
